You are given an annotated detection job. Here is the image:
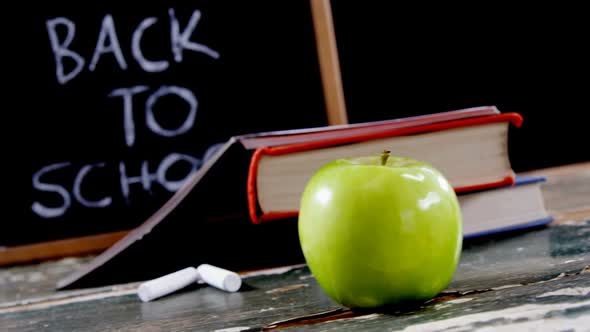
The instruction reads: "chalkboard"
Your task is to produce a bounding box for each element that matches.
[6,1,329,247]
[330,3,590,172]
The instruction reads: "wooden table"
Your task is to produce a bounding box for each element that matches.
[1,163,589,331]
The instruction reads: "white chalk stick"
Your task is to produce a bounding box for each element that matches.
[197,264,242,292]
[137,267,200,302]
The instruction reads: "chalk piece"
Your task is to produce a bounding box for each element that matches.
[197,264,242,292]
[137,267,200,302]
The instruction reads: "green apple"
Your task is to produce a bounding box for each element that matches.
[298,151,462,308]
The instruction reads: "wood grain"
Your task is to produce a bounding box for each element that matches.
[310,0,348,125]
[0,231,127,266]
[1,220,589,331]
[526,162,590,220]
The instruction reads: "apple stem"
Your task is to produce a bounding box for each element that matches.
[381,150,391,166]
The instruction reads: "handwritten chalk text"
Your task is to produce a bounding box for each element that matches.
[46,9,218,85]
[33,8,223,219]
[31,145,222,219]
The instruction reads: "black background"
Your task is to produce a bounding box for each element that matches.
[4,2,589,247]
[332,3,589,171]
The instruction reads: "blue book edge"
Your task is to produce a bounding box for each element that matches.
[464,216,554,240]
[514,175,547,186]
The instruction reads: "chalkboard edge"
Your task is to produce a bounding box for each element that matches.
[0,231,128,267]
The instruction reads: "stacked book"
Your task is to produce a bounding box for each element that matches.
[243,105,553,238]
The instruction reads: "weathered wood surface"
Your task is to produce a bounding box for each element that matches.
[525,162,590,216]
[1,220,588,331]
[0,163,588,331]
[281,272,590,331]
[0,257,93,305]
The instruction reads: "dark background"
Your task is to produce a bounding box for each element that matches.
[4,2,589,247]
[332,3,589,172]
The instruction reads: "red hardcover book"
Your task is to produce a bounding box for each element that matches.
[58,106,522,289]
[245,108,522,224]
